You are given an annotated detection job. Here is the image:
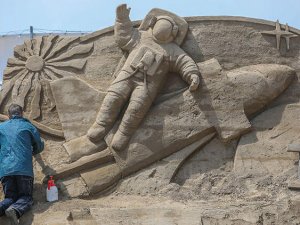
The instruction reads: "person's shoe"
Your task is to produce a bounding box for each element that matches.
[87,122,107,142]
[5,208,19,225]
[110,131,131,151]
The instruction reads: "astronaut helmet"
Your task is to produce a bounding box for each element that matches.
[152,16,179,44]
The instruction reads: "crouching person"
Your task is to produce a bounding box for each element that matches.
[0,104,44,225]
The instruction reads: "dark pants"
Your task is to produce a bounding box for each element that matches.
[0,175,34,218]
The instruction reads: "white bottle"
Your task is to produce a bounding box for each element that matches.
[46,176,58,202]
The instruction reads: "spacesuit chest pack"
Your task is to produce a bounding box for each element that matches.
[129,45,164,76]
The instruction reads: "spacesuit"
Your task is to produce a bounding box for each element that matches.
[87,4,200,151]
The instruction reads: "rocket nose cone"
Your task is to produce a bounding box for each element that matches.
[227,64,296,116]
[257,64,295,90]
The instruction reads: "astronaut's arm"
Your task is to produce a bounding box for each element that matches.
[114,4,137,51]
[173,54,201,91]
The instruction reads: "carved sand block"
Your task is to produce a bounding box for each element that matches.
[51,57,295,195]
[287,142,300,189]
[68,208,98,225]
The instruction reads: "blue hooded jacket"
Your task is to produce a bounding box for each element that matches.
[0,116,44,178]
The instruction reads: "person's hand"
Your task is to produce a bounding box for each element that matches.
[0,114,9,121]
[189,74,200,91]
[116,4,131,21]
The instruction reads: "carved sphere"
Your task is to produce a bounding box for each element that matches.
[152,19,174,43]
[25,55,45,72]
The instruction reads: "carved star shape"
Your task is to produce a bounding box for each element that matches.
[261,20,298,50]
[283,23,298,50]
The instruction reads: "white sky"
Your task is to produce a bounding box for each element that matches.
[1,0,299,35]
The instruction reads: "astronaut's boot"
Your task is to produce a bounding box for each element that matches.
[87,122,108,142]
[110,130,131,151]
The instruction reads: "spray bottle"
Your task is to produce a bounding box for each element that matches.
[46,176,58,202]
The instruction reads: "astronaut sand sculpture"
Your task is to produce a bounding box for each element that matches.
[87,4,200,151]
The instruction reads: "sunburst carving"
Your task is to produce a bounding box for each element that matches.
[1,35,93,120]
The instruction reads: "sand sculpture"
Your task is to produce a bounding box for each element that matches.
[87,4,200,152]
[0,3,298,195]
[1,4,300,224]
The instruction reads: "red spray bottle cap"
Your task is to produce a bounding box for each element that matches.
[48,176,56,190]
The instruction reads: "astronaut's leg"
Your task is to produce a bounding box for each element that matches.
[110,85,155,151]
[87,78,132,141]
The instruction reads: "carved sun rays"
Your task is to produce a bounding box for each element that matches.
[1,35,93,120]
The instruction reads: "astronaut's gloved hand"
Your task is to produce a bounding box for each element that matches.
[116,4,131,21]
[189,74,200,91]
